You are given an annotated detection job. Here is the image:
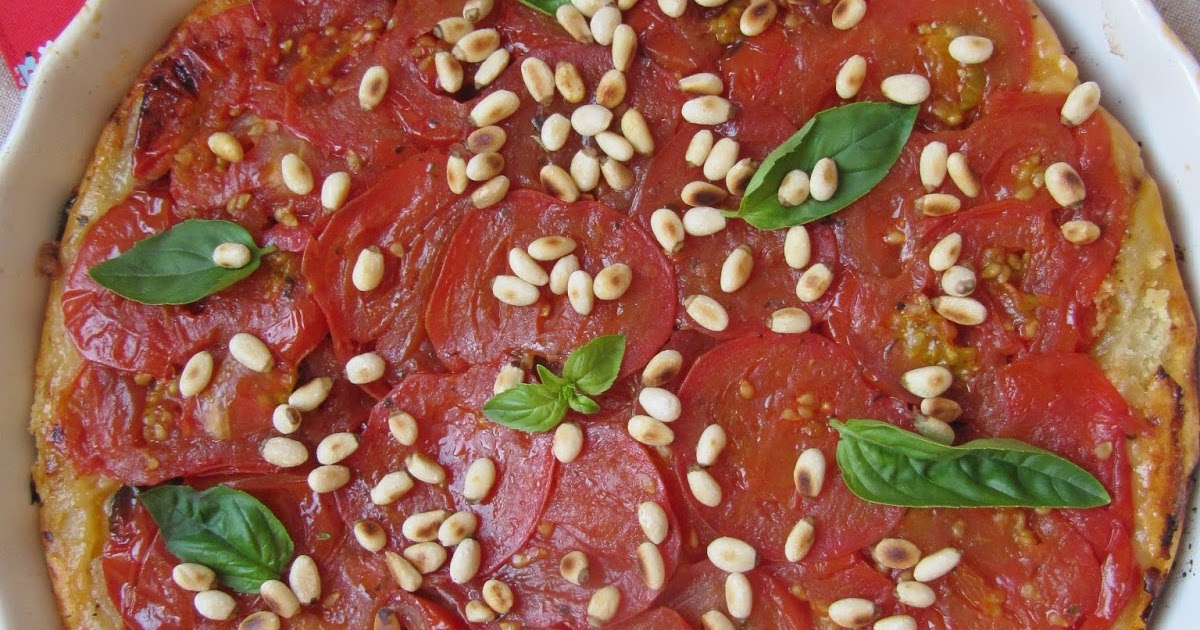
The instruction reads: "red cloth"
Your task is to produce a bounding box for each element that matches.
[0,0,84,88]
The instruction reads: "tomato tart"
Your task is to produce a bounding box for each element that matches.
[29,0,1199,628]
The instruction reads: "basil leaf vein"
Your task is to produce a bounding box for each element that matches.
[88,219,273,305]
[139,485,295,593]
[483,382,571,432]
[735,102,920,230]
[831,419,1111,508]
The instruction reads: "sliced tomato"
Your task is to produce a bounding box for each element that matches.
[425,190,676,378]
[611,607,694,630]
[671,334,908,563]
[336,364,556,574]
[251,0,392,39]
[304,153,467,395]
[660,562,814,629]
[768,553,896,614]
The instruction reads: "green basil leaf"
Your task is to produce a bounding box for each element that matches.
[483,383,570,432]
[139,485,294,593]
[537,364,566,390]
[88,219,274,305]
[561,334,627,395]
[830,419,1111,509]
[568,392,600,415]
[517,0,572,17]
[735,102,920,230]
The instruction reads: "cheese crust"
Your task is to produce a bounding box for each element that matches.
[27,1,1198,628]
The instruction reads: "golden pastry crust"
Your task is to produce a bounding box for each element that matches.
[28,1,1198,628]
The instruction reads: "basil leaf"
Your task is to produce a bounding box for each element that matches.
[830,419,1111,509]
[517,0,572,16]
[139,485,295,593]
[483,383,570,432]
[561,334,626,395]
[735,103,920,230]
[568,392,600,414]
[88,219,274,305]
[537,364,566,390]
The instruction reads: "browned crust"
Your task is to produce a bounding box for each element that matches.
[28,1,1199,628]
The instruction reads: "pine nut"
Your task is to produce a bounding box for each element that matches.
[315,432,358,465]
[492,275,540,307]
[650,208,685,253]
[272,404,301,434]
[373,471,414,505]
[920,141,949,191]
[354,519,388,552]
[388,411,418,446]
[596,131,635,162]
[555,61,587,103]
[173,563,216,591]
[434,52,463,93]
[638,501,669,545]
[1061,219,1100,245]
[639,387,681,421]
[463,0,495,22]
[288,555,320,605]
[688,466,722,506]
[591,5,622,45]
[178,351,214,397]
[401,510,449,544]
[453,29,499,63]
[740,0,777,36]
[601,157,634,190]
[463,457,496,501]
[704,138,739,181]
[447,154,468,194]
[470,90,520,127]
[621,109,655,155]
[635,541,666,590]
[785,518,815,562]
[438,511,479,547]
[682,206,726,236]
[450,538,482,583]
[345,352,385,384]
[707,537,756,573]
[682,96,733,125]
[874,615,918,630]
[809,157,839,201]
[832,0,867,30]
[571,0,607,18]
[307,465,350,493]
[720,245,753,293]
[701,611,736,630]
[352,246,385,292]
[901,365,953,398]
[836,55,868,99]
[239,610,280,630]
[561,550,590,585]
[403,542,448,574]
[696,424,728,466]
[194,591,236,621]
[642,349,683,386]
[928,232,962,271]
[467,152,505,182]
[594,263,633,300]
[540,114,572,152]
[408,452,447,485]
[767,307,812,334]
[726,158,757,196]
[948,35,994,64]
[914,413,955,445]
[482,579,515,614]
[509,248,550,286]
[793,448,826,497]
[434,17,473,44]
[384,550,423,592]
[557,5,594,44]
[549,254,580,295]
[778,169,811,206]
[521,57,555,105]
[262,437,308,468]
[658,0,687,18]
[932,295,987,325]
[828,598,876,628]
[686,130,715,167]
[261,580,300,618]
[784,225,812,269]
[587,585,621,626]
[946,152,980,198]
[596,70,627,108]
[280,153,315,195]
[677,72,723,95]
[465,601,496,623]
[571,104,612,137]
[321,171,351,211]
[1045,162,1086,208]
[468,127,507,155]
[571,148,602,191]
[915,193,961,217]
[941,265,977,297]
[628,415,675,446]
[725,572,752,619]
[612,24,637,72]
[474,48,511,89]
[795,263,833,302]
[873,538,922,569]
[682,181,727,207]
[357,65,390,109]
[553,422,585,463]
[921,397,963,423]
[881,73,931,105]
[229,333,272,372]
[207,132,244,163]
[473,175,510,208]
[895,580,936,608]
[1062,81,1101,127]
[563,269,594,315]
[685,294,729,332]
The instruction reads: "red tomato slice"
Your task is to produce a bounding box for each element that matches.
[670,334,907,563]
[611,607,694,630]
[304,153,468,395]
[425,190,676,379]
[768,553,896,614]
[336,364,556,574]
[659,562,815,629]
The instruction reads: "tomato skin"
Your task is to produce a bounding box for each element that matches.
[610,607,694,630]
[660,562,815,629]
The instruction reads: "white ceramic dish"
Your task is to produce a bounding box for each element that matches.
[0,0,1197,627]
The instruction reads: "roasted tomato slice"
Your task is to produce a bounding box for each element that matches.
[336,364,556,574]
[768,553,897,616]
[426,190,676,378]
[671,334,908,563]
[660,561,814,629]
[304,153,468,395]
[611,607,694,630]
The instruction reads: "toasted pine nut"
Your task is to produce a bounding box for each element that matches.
[621,109,655,155]
[678,72,723,95]
[359,65,390,109]
[194,591,236,621]
[434,17,473,44]
[941,265,977,297]
[587,585,621,626]
[932,295,987,325]
[262,437,308,468]
[596,69,627,108]
[556,5,594,44]
[434,52,463,93]
[555,61,587,103]
[704,138,740,181]
[473,48,511,89]
[590,5,622,45]
[928,232,962,271]
[688,466,722,506]
[639,387,681,421]
[642,349,683,387]
[881,74,931,105]
[521,57,556,105]
[472,175,510,208]
[658,0,687,18]
[463,457,497,502]
[1045,162,1086,208]
[831,0,867,30]
[628,415,675,446]
[795,263,833,302]
[702,610,736,630]
[402,542,448,574]
[946,152,980,198]
[778,169,811,206]
[686,129,715,167]
[468,126,507,155]
[384,551,423,592]
[272,404,301,434]
[593,263,633,300]
[914,413,955,445]
[281,153,314,195]
[470,90,520,127]
[371,471,414,505]
[237,610,280,630]
[767,307,812,334]
[650,208,685,253]
[810,157,839,201]
[783,225,813,269]
[835,54,868,99]
[875,615,919,630]
[828,598,876,628]
[450,539,482,583]
[529,235,577,261]
[179,351,214,397]
[173,563,216,591]
[560,550,590,585]
[207,132,244,163]
[509,247,550,286]
[554,422,585,463]
[1062,81,1101,127]
[541,113,572,152]
[408,452,447,485]
[793,448,826,497]
[549,254,580,295]
[466,151,505,182]
[452,29,499,63]
[682,206,726,236]
[463,0,494,22]
[948,35,994,64]
[920,397,963,423]
[638,501,669,544]
[571,148,602,192]
[307,465,350,493]
[571,0,607,18]
[212,242,252,270]
[483,580,515,614]
[726,158,757,196]
[873,538,922,569]
[596,131,635,162]
[447,154,468,194]
[920,141,949,191]
[612,24,637,72]
[229,332,273,373]
[915,193,961,217]
[388,411,419,446]
[901,365,953,398]
[345,352,386,384]
[288,555,320,605]
[740,0,777,37]
[696,424,728,466]
[725,572,752,619]
[321,171,351,211]
[571,104,613,137]
[637,542,666,590]
[601,157,634,190]
[354,519,388,552]
[1061,219,1100,245]
[316,432,359,465]
[707,536,757,573]
[439,511,479,547]
[685,294,729,332]
[720,245,753,293]
[913,547,962,582]
[785,518,816,562]
[682,96,733,126]
[352,246,385,292]
[465,601,496,623]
